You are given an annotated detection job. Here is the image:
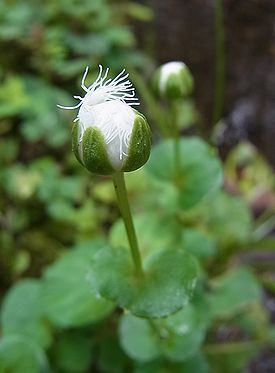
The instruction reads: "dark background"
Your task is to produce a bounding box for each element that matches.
[147,0,275,167]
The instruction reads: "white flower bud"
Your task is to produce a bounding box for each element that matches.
[153,61,194,100]
[58,66,151,175]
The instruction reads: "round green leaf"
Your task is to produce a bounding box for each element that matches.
[161,303,207,361]
[120,302,208,363]
[199,192,252,249]
[208,268,262,318]
[1,280,51,348]
[146,138,223,209]
[41,240,114,328]
[0,336,49,373]
[120,314,161,362]
[89,246,199,318]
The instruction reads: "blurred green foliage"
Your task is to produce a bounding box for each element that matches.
[0,0,275,372]
[0,0,151,283]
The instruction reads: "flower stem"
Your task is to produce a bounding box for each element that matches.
[112,172,143,275]
[170,101,181,184]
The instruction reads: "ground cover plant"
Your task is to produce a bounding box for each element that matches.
[0,1,275,372]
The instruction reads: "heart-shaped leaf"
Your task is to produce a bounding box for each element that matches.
[89,246,199,318]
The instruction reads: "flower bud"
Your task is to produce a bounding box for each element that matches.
[153,61,194,100]
[58,66,151,175]
[72,101,151,174]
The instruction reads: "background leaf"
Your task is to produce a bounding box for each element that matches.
[1,279,51,348]
[208,268,262,318]
[146,138,223,209]
[0,336,49,373]
[41,240,114,327]
[120,314,161,362]
[110,212,181,259]
[120,300,209,363]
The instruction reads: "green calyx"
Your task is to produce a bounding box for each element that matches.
[71,111,151,175]
[72,123,84,166]
[72,124,114,175]
[123,112,152,172]
[166,68,194,99]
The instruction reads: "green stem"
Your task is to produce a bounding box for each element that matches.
[170,101,181,184]
[212,0,225,127]
[112,172,143,275]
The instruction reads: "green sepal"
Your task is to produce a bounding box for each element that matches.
[123,113,151,172]
[180,67,194,95]
[166,68,194,100]
[72,123,84,166]
[81,126,114,175]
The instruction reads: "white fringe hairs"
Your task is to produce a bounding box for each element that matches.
[57,66,140,165]
[57,65,140,112]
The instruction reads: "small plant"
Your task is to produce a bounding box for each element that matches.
[0,60,274,373]
[57,65,198,319]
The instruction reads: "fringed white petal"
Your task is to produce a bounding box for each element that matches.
[57,65,139,170]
